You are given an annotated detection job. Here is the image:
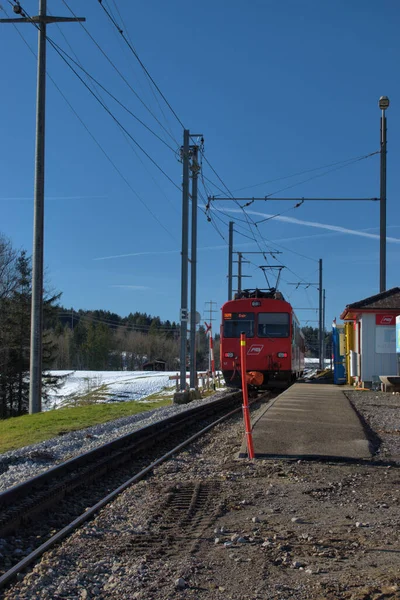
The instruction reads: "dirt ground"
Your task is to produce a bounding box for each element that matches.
[4,388,400,600]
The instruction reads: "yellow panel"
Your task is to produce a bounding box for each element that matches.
[344,321,355,384]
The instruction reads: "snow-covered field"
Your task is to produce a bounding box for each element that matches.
[304,358,332,367]
[45,365,327,410]
[45,370,180,410]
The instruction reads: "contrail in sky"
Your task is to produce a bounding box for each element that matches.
[94,224,400,261]
[0,195,107,201]
[224,209,400,243]
[94,245,231,261]
[110,285,150,290]
[95,250,179,260]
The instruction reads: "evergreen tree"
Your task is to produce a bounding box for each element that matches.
[85,322,111,370]
[0,245,62,417]
[0,251,31,416]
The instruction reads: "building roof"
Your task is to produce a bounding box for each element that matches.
[340,287,400,320]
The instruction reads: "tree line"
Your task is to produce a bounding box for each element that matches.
[49,313,214,373]
[0,233,217,418]
[301,325,333,359]
[1,232,329,418]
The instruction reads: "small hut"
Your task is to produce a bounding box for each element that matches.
[142,359,166,372]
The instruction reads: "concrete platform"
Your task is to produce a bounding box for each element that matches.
[239,383,372,460]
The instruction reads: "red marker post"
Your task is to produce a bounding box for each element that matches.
[240,332,255,459]
[205,321,216,389]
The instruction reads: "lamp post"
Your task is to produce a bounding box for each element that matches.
[379,95,389,293]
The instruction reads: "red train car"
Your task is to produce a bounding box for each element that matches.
[220,289,305,389]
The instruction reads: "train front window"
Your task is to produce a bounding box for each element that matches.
[223,312,255,338]
[258,313,290,338]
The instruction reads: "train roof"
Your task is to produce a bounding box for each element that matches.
[233,288,285,301]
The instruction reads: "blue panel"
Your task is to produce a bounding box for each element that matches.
[332,324,346,385]
[396,316,400,354]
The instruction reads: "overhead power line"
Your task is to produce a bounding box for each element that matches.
[106,0,179,145]
[45,36,181,191]
[48,7,180,217]
[97,0,186,130]
[61,0,179,147]
[13,3,180,190]
[59,311,180,332]
[201,150,319,286]
[231,151,380,194]
[3,4,178,241]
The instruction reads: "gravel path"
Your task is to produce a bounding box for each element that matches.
[2,388,400,600]
[0,391,229,493]
[344,389,400,461]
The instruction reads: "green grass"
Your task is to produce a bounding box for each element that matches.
[0,397,171,454]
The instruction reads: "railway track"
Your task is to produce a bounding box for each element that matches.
[0,390,270,591]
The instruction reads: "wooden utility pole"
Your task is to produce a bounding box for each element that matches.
[1,1,85,413]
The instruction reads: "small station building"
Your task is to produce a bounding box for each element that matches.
[339,287,400,387]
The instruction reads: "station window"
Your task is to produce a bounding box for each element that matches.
[223,312,255,338]
[258,313,290,338]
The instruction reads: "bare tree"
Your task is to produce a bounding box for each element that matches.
[0,234,18,300]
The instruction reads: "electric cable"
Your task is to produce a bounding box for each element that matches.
[3,4,178,241]
[97,0,186,130]
[231,151,380,194]
[62,0,179,147]
[106,0,179,145]
[45,36,181,192]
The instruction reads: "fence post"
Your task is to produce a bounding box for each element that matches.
[240,332,255,459]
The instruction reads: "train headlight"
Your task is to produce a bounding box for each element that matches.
[224,352,234,358]
[277,352,288,358]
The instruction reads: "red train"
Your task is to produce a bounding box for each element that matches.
[220,289,305,389]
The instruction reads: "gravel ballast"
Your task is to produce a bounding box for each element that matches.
[0,391,230,493]
[2,387,400,600]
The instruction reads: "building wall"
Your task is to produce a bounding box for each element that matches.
[360,313,397,382]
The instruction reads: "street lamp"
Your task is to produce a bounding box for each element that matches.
[379,96,389,293]
[379,96,390,110]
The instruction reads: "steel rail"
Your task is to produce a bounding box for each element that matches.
[0,391,268,591]
[0,392,241,512]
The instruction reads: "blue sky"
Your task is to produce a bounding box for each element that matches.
[1,0,399,331]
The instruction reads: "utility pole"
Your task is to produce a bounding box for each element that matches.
[189,145,200,389]
[179,130,190,391]
[319,259,323,370]
[323,288,326,368]
[232,251,284,292]
[288,280,321,363]
[238,252,243,294]
[1,1,85,414]
[204,301,218,332]
[228,221,233,300]
[379,96,389,292]
[234,252,250,295]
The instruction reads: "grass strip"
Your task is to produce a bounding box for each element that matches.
[0,398,171,454]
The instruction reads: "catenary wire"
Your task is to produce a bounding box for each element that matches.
[7,2,181,193]
[49,6,180,216]
[230,151,380,194]
[46,36,177,154]
[62,0,179,147]
[44,36,181,192]
[97,0,186,130]
[3,5,178,241]
[201,151,317,287]
[106,0,179,145]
